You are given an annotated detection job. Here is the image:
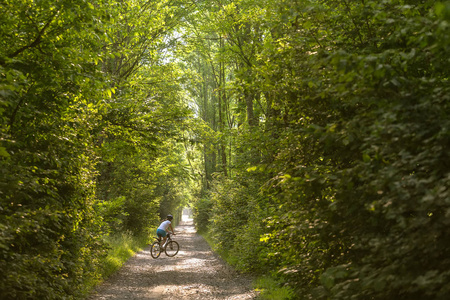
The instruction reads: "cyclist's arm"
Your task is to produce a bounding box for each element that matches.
[169,224,175,234]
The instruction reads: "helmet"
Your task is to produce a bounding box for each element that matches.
[167,214,173,221]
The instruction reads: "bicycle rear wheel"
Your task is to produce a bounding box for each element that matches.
[151,241,162,258]
[165,241,179,257]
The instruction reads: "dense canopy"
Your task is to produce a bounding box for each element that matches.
[1,0,449,299]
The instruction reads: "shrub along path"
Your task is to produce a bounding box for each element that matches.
[88,220,257,299]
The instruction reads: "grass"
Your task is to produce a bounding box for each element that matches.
[83,230,153,298]
[101,230,153,278]
[254,276,295,300]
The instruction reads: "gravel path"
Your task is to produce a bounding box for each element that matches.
[87,220,258,300]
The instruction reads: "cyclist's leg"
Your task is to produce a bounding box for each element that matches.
[156,229,167,245]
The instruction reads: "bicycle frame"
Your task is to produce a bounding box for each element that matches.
[156,233,173,244]
[151,232,179,259]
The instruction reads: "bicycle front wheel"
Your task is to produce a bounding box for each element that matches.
[165,241,179,257]
[151,241,162,258]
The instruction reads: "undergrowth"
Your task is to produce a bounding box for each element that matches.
[200,230,293,300]
[101,231,152,278]
[254,276,294,300]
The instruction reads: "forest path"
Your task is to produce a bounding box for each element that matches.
[88,219,257,300]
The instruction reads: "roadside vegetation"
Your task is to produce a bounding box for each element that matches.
[1,1,449,299]
[100,232,152,280]
[189,1,450,299]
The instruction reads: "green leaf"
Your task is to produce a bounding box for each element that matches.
[0,147,9,158]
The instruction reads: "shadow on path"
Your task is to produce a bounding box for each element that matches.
[88,220,257,300]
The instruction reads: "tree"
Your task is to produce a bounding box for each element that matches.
[0,0,112,297]
[188,1,450,299]
[0,0,197,297]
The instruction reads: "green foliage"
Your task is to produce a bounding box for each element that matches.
[1,0,197,298]
[228,218,267,274]
[257,1,450,299]
[0,0,110,297]
[188,0,450,299]
[101,231,151,278]
[95,56,195,234]
[2,0,449,299]
[96,196,129,233]
[254,276,295,300]
[193,195,213,233]
[209,177,250,253]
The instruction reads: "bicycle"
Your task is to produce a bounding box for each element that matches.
[150,232,179,259]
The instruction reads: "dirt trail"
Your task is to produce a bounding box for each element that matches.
[88,220,257,300]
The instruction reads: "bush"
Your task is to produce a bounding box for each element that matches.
[193,195,213,233]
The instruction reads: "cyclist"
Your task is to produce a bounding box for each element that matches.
[157,214,175,248]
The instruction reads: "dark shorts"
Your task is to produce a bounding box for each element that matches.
[157,229,167,238]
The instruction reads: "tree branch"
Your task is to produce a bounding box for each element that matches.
[7,13,57,59]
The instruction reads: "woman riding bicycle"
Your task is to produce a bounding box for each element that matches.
[156,214,175,248]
